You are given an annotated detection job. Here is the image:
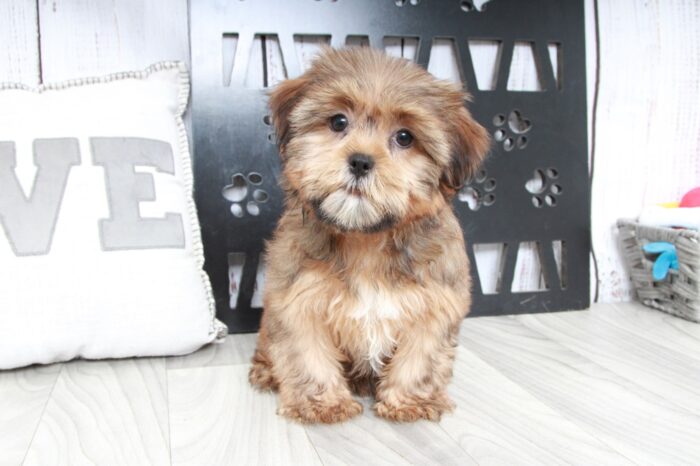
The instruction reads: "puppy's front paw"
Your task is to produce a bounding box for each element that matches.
[374,395,454,422]
[279,398,363,424]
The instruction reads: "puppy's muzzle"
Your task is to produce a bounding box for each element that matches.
[348,153,375,179]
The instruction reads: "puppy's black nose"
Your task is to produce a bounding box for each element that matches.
[348,153,375,178]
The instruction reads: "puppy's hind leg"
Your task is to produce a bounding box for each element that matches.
[249,350,277,392]
[346,361,377,397]
[249,325,278,392]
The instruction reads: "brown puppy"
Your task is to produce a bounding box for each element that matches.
[249,47,489,423]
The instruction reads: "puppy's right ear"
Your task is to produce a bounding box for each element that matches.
[268,76,309,154]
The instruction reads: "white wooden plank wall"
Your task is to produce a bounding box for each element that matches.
[37,0,190,81]
[0,0,40,85]
[591,0,700,301]
[1,0,698,304]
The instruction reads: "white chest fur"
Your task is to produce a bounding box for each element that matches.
[350,283,402,373]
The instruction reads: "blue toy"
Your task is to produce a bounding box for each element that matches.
[642,242,679,281]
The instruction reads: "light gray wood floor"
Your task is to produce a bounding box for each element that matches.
[2,302,699,466]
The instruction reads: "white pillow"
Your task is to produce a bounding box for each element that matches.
[0,62,227,369]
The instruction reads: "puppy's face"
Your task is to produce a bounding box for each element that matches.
[269,47,489,233]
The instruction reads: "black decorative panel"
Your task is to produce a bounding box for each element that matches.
[190,0,590,333]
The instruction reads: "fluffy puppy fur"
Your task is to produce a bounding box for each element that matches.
[249,47,489,423]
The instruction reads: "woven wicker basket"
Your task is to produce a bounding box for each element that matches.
[617,219,700,322]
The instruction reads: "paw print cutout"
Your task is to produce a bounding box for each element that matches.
[222,172,270,218]
[395,0,421,6]
[263,114,276,144]
[460,0,491,13]
[492,110,532,151]
[458,168,497,211]
[525,167,562,208]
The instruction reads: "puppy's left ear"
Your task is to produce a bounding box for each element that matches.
[268,76,310,155]
[440,105,490,196]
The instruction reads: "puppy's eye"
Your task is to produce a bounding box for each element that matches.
[329,114,349,132]
[395,129,414,147]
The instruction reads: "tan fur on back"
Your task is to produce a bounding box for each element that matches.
[249,47,489,424]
